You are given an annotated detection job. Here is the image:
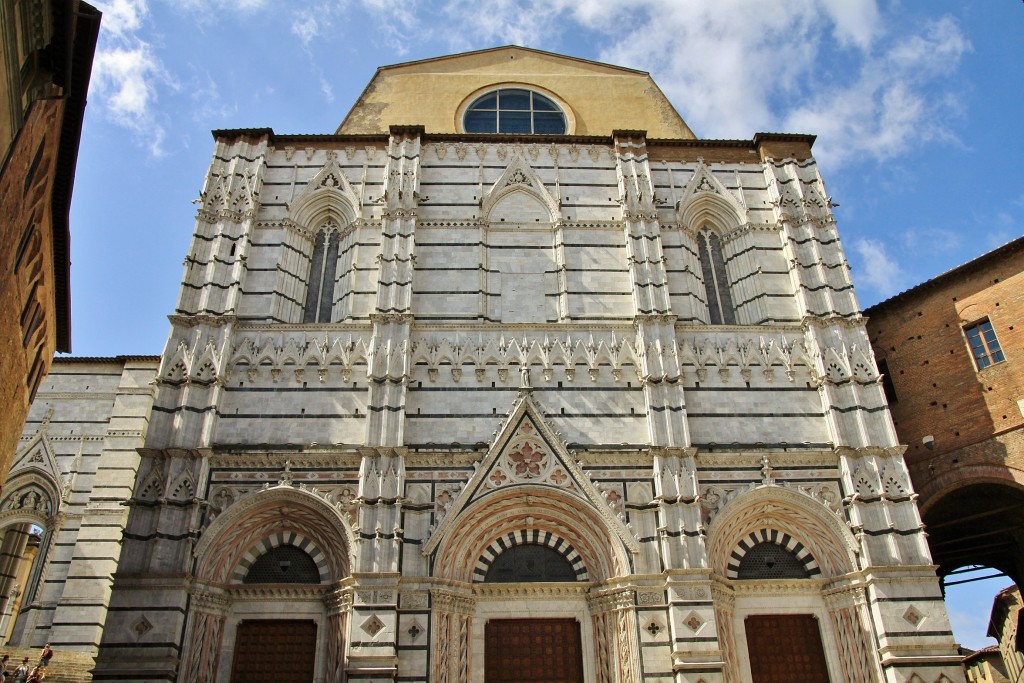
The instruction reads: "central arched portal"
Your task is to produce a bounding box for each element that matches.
[431,487,638,683]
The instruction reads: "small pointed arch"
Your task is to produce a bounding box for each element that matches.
[136,468,166,503]
[481,154,560,224]
[231,531,330,585]
[168,471,196,502]
[162,340,191,384]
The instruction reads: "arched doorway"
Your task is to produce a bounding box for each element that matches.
[179,486,354,683]
[705,488,877,683]
[0,471,60,647]
[430,486,637,683]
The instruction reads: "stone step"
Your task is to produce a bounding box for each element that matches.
[0,647,94,682]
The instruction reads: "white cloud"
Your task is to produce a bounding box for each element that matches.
[851,238,906,297]
[90,0,173,155]
[291,10,321,46]
[94,0,148,38]
[395,0,969,170]
[320,76,334,103]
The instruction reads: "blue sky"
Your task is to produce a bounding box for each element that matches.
[69,0,1022,648]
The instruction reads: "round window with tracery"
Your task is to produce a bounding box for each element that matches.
[463,88,567,134]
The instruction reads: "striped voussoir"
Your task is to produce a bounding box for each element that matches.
[726,528,820,579]
[472,529,588,582]
[231,531,330,584]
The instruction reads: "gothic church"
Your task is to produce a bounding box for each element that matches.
[8,47,965,683]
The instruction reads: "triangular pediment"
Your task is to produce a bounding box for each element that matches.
[422,388,639,556]
[676,160,746,230]
[481,154,561,222]
[9,432,62,485]
[289,152,361,229]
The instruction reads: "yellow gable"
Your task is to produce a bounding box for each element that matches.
[337,46,695,139]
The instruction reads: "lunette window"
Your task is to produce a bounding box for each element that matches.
[463,88,567,134]
[964,319,1005,370]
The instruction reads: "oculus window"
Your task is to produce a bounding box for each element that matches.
[464,88,567,134]
[964,319,1005,370]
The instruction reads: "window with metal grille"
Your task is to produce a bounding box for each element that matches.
[243,544,321,584]
[302,228,340,323]
[737,542,810,580]
[697,229,736,324]
[964,319,1005,370]
[484,544,578,582]
[463,89,567,134]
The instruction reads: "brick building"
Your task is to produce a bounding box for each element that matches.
[0,0,101,480]
[864,236,1024,586]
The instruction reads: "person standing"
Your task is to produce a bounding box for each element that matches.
[11,658,28,683]
[35,646,51,670]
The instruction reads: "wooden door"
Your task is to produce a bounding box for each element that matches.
[745,614,831,683]
[485,618,584,683]
[230,619,317,683]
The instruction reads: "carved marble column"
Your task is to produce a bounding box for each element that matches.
[824,584,882,683]
[177,589,229,683]
[710,584,739,683]
[430,589,474,683]
[589,589,640,683]
[325,587,353,683]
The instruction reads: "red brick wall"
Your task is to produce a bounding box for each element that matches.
[0,98,64,481]
[866,244,1024,509]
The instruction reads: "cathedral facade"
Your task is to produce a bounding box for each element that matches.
[75,47,964,682]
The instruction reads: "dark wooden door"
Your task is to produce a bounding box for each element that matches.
[745,614,831,683]
[230,619,317,683]
[485,618,584,683]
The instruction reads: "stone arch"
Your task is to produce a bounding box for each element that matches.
[481,155,561,224]
[705,486,858,580]
[916,465,1024,515]
[727,530,821,579]
[0,470,60,520]
[431,485,628,583]
[676,191,744,237]
[193,485,353,585]
[915,474,1024,585]
[288,157,360,232]
[486,187,556,224]
[473,529,588,583]
[230,531,331,585]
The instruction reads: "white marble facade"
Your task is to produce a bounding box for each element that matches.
[38,50,969,683]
